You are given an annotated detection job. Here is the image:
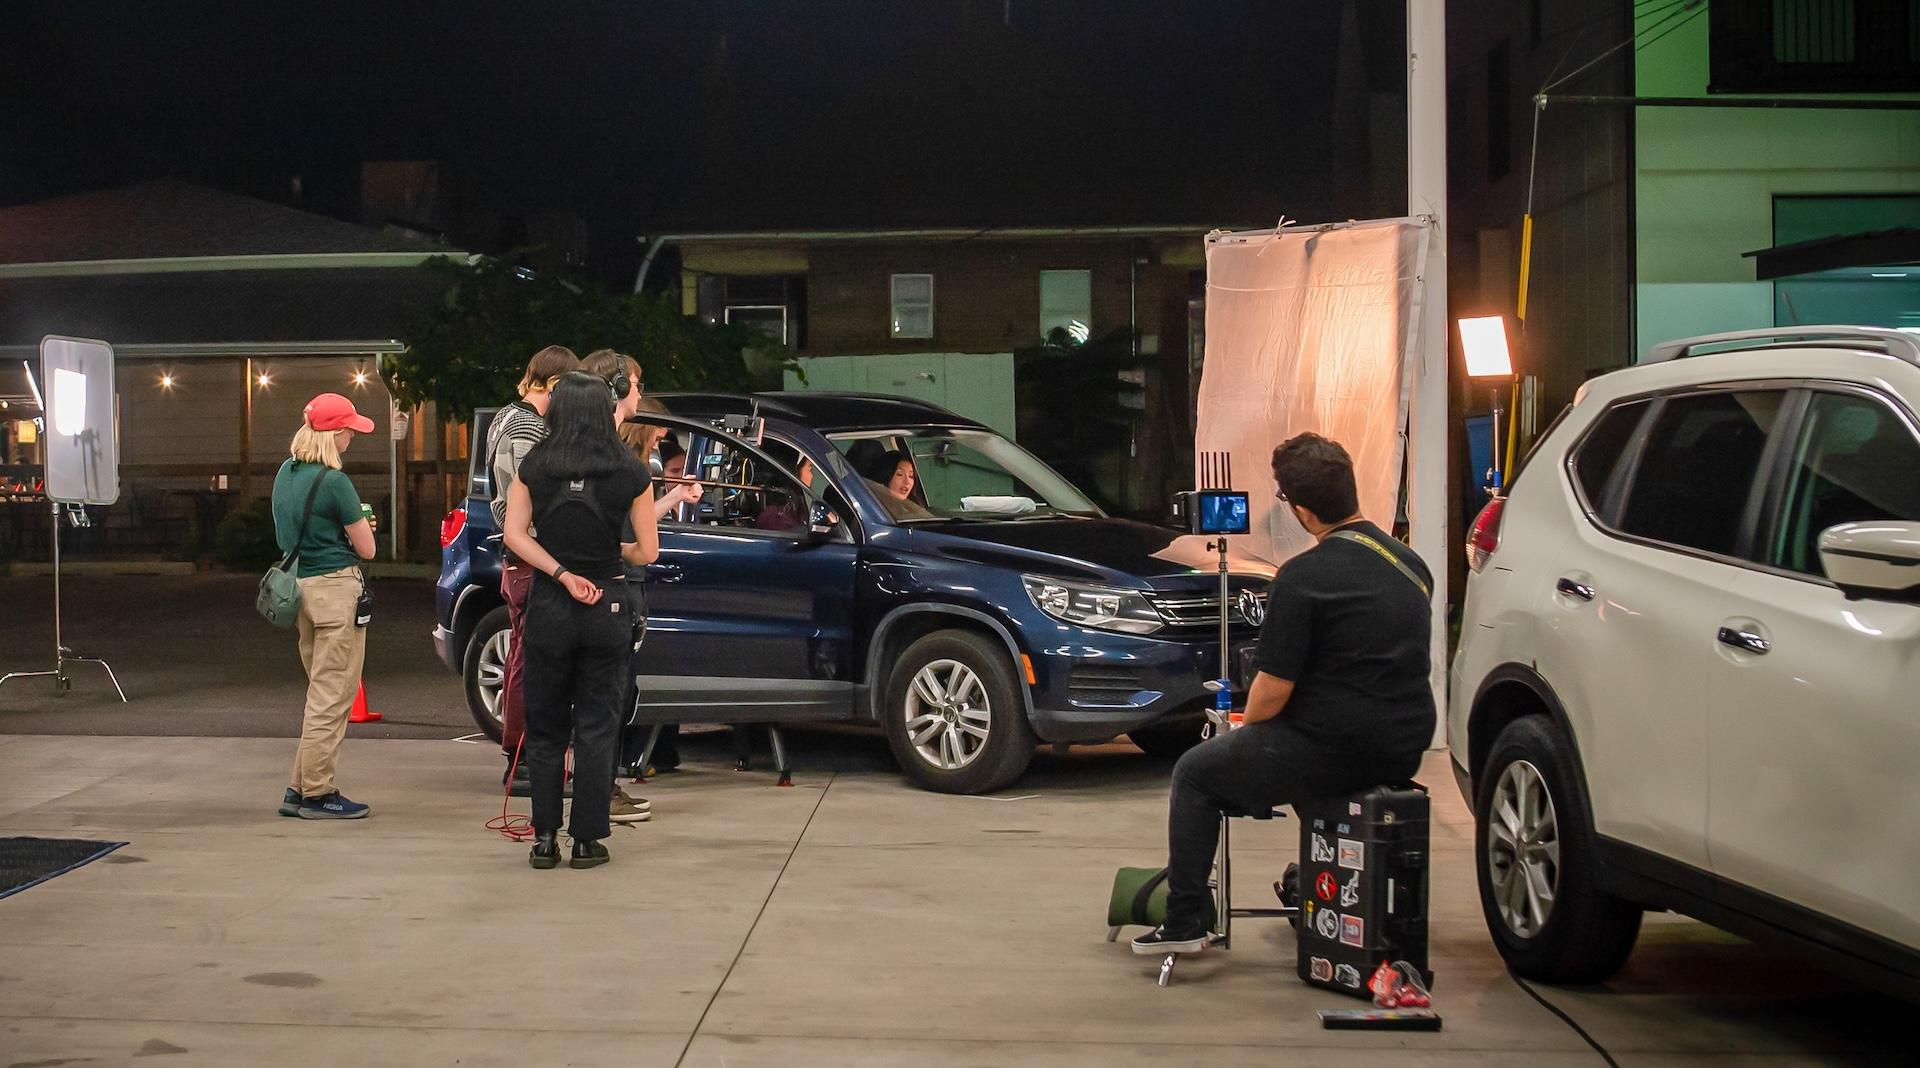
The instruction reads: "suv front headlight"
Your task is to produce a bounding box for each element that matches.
[1022,575,1164,635]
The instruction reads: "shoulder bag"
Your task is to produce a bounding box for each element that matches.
[256,467,330,628]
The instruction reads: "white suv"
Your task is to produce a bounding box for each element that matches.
[1449,326,1920,997]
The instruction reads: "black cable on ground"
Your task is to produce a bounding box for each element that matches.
[1512,972,1620,1068]
[673,772,837,1068]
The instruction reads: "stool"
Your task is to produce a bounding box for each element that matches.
[1140,805,1300,987]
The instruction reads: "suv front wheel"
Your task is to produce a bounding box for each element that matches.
[884,630,1035,794]
[1475,716,1643,983]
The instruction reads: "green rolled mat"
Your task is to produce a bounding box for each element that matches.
[1108,866,1216,930]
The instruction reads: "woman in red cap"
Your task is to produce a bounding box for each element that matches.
[271,392,380,820]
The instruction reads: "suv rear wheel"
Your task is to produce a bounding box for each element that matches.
[1475,715,1642,983]
[462,606,510,744]
[884,630,1034,794]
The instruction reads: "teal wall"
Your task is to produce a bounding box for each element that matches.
[1633,5,1920,357]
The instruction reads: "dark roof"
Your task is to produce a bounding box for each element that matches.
[656,391,984,432]
[0,267,452,348]
[0,181,449,265]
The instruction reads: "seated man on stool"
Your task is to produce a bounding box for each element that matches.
[1134,433,1436,955]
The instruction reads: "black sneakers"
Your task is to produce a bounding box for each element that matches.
[569,839,609,869]
[1130,926,1210,955]
[278,788,301,817]
[528,832,560,869]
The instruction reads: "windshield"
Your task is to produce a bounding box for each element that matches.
[829,428,1102,521]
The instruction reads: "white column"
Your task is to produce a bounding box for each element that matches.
[1407,0,1451,741]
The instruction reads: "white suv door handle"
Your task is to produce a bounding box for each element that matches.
[1556,578,1595,602]
[1717,627,1770,655]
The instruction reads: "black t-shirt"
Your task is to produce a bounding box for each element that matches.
[520,452,651,581]
[1252,519,1435,758]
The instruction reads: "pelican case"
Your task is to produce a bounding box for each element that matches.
[1295,783,1431,999]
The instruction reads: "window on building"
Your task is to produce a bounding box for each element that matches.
[1614,390,1787,558]
[1771,195,1920,332]
[891,273,934,339]
[1711,0,1920,92]
[1039,269,1093,343]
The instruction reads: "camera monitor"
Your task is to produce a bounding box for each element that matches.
[1174,489,1250,535]
[1197,490,1250,534]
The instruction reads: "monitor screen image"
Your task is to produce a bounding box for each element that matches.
[1197,491,1250,535]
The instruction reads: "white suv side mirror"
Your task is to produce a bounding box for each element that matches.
[1818,521,1920,602]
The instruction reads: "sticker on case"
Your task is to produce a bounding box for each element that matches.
[1335,963,1363,989]
[1316,908,1341,940]
[1337,838,1365,870]
[1340,914,1365,947]
[1311,834,1336,863]
[1340,871,1360,908]
[1315,872,1339,902]
[1348,801,1363,816]
[1310,957,1334,983]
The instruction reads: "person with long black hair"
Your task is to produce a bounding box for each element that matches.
[502,372,661,869]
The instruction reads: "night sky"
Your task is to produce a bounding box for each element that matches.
[4,1,1407,283]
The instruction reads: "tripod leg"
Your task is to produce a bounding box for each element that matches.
[637,724,662,778]
[72,658,127,703]
[1157,953,1177,987]
[769,726,792,787]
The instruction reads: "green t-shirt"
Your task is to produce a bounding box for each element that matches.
[271,458,365,578]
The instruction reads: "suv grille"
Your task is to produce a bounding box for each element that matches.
[1147,590,1268,629]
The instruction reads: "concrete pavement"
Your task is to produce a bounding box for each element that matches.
[0,735,1902,1066]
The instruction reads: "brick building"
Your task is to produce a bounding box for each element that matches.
[648,226,1219,518]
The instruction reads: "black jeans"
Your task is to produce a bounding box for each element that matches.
[1163,721,1419,935]
[521,576,630,841]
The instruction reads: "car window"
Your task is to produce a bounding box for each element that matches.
[665,432,837,538]
[468,408,498,497]
[830,428,1101,520]
[1614,390,1786,558]
[1766,392,1920,578]
[1568,400,1650,522]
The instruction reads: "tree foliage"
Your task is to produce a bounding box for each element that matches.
[385,256,772,422]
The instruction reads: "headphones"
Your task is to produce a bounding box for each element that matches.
[604,364,632,401]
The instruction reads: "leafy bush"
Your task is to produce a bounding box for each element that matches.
[214,497,281,571]
[385,256,777,424]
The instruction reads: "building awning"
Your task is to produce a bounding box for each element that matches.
[1744,227,1920,281]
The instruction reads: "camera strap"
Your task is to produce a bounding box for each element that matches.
[1330,529,1430,599]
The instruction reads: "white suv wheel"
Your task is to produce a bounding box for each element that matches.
[1488,759,1560,938]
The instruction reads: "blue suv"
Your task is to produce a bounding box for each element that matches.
[434,392,1273,794]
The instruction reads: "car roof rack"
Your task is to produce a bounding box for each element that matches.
[1643,326,1920,367]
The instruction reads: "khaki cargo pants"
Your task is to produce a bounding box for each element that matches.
[290,566,367,798]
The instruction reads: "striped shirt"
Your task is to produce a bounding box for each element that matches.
[487,399,548,530]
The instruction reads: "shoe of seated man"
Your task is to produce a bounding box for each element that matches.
[614,785,650,813]
[297,791,371,820]
[1131,925,1209,955]
[609,789,651,824]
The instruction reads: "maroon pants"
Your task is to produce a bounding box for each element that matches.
[500,560,535,756]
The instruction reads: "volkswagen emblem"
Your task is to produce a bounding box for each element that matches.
[1236,589,1266,627]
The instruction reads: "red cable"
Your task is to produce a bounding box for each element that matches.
[485,738,577,843]
[487,737,535,841]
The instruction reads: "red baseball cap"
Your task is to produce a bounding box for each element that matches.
[304,393,375,434]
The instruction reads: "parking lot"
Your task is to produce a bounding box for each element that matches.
[0,575,1905,1066]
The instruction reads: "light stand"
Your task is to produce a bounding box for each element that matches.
[0,502,128,702]
[0,352,128,703]
[1459,315,1517,499]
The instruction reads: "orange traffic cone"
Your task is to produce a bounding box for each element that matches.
[349,680,383,723]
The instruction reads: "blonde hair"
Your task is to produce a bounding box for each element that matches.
[517,345,581,396]
[290,424,345,469]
